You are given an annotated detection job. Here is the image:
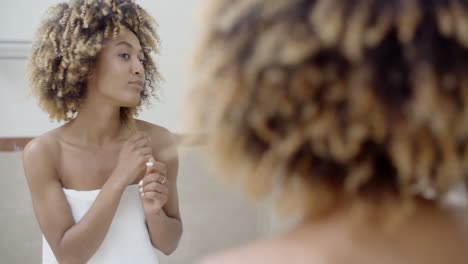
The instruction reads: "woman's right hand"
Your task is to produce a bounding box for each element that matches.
[111,132,153,187]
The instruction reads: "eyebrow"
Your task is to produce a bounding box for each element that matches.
[115,41,143,54]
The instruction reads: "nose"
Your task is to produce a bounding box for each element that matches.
[132,58,145,76]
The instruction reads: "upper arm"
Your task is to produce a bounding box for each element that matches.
[22,138,75,257]
[151,128,181,222]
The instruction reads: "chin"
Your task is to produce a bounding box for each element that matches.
[119,97,141,108]
[122,101,140,108]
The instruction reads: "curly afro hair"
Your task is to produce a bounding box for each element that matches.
[28,0,161,123]
[188,0,468,227]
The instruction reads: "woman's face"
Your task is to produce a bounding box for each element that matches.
[88,27,147,107]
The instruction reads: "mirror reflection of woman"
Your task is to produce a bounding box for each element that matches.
[189,0,468,263]
[23,1,182,263]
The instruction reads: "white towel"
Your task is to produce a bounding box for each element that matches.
[42,184,159,264]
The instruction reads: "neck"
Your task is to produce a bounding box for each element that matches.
[65,94,130,146]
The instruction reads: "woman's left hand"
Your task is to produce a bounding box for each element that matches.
[139,158,169,216]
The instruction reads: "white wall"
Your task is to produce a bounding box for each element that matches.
[0,2,282,263]
[0,0,200,137]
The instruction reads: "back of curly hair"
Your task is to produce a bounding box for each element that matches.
[28,0,161,123]
[189,0,468,227]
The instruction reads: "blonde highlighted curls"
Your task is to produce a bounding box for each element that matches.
[28,0,161,123]
[189,0,468,227]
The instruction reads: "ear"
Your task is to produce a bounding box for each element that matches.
[87,68,95,81]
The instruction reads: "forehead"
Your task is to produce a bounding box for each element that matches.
[107,27,142,49]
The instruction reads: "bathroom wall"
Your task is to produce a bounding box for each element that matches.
[0,0,202,137]
[0,1,280,263]
[0,147,275,264]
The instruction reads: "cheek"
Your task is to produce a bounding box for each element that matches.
[109,61,128,76]
[100,54,127,73]
[94,55,130,90]
[103,63,128,85]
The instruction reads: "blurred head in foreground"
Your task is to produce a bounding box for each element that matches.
[188,0,468,229]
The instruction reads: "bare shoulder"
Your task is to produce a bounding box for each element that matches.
[135,119,178,166]
[23,130,62,183]
[198,237,326,264]
[135,119,175,146]
[23,130,60,165]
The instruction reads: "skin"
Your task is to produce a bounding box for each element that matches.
[200,201,468,264]
[23,28,182,264]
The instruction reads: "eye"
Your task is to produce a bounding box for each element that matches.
[139,58,147,65]
[119,53,130,60]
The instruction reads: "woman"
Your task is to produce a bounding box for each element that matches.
[188,0,468,263]
[23,0,182,263]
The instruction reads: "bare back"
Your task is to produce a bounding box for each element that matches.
[201,205,468,264]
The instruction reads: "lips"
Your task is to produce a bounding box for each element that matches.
[128,81,145,92]
[129,80,145,90]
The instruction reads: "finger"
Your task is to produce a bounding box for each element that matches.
[140,172,166,185]
[141,191,167,202]
[141,182,168,194]
[134,137,151,148]
[139,147,152,156]
[145,156,156,173]
[160,175,168,185]
[145,156,156,168]
[141,190,166,198]
[139,172,156,187]
[155,173,167,185]
[129,132,148,142]
[147,161,167,175]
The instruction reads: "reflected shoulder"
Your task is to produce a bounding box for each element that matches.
[23,131,60,161]
[135,119,174,146]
